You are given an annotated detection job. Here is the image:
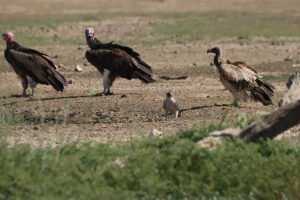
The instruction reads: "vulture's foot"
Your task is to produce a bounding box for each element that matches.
[232,101,240,108]
[28,95,38,100]
[105,91,114,96]
[93,92,104,97]
[22,93,30,97]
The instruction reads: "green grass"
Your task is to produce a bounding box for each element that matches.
[263,73,294,83]
[0,102,20,136]
[0,129,299,199]
[0,14,100,47]
[2,11,300,47]
[152,12,300,42]
[0,104,20,127]
[0,109,298,199]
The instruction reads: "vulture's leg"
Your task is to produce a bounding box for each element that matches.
[27,76,37,96]
[102,88,107,95]
[231,91,240,107]
[165,110,168,118]
[103,69,113,95]
[175,110,179,119]
[21,78,28,96]
[106,88,113,95]
[232,99,239,107]
[31,88,35,97]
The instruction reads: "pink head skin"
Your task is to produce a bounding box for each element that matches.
[85,28,95,47]
[2,32,15,43]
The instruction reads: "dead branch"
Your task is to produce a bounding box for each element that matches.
[278,71,300,107]
[239,100,300,142]
[159,76,188,80]
[239,72,300,142]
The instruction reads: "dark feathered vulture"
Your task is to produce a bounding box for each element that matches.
[85,28,155,95]
[207,47,275,106]
[2,32,67,96]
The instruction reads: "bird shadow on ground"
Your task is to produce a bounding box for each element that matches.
[2,94,29,99]
[2,94,102,106]
[180,103,232,113]
[2,91,145,106]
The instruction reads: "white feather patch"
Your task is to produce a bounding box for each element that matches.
[103,69,111,88]
[131,58,138,66]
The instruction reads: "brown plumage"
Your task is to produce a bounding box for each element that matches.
[2,32,67,96]
[207,47,275,106]
[85,28,154,95]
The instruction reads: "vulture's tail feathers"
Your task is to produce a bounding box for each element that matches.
[134,70,155,84]
[131,58,155,84]
[251,78,275,105]
[47,68,67,92]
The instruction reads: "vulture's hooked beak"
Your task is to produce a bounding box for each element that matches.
[207,49,213,54]
[2,34,6,40]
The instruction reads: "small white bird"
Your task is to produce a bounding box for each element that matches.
[163,92,181,119]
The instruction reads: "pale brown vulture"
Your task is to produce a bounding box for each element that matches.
[207,47,275,106]
[2,32,67,96]
[85,28,155,95]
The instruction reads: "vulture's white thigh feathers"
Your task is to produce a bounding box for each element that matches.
[27,75,37,89]
[103,69,111,88]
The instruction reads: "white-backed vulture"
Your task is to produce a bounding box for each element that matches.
[207,47,275,106]
[2,32,67,96]
[163,92,181,118]
[84,27,155,95]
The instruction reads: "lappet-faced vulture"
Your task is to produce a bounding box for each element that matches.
[85,28,155,95]
[207,47,275,106]
[2,32,67,96]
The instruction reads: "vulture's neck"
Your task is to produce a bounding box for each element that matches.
[6,41,19,50]
[88,38,103,49]
[213,53,222,69]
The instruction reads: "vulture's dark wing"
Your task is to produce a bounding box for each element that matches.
[94,41,140,58]
[5,49,67,91]
[85,48,154,83]
[105,42,140,58]
[18,46,57,70]
[94,41,152,72]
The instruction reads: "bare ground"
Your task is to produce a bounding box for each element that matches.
[0,0,300,147]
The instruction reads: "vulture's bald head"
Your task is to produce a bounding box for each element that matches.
[85,28,95,38]
[207,47,222,56]
[2,32,14,43]
[85,27,95,47]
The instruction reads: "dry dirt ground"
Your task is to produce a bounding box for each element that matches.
[0,0,299,147]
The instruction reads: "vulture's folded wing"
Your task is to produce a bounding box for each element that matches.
[86,48,154,83]
[6,49,67,91]
[221,63,275,105]
[221,63,255,82]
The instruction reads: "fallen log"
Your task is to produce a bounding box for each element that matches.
[240,71,300,142]
[239,100,300,142]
